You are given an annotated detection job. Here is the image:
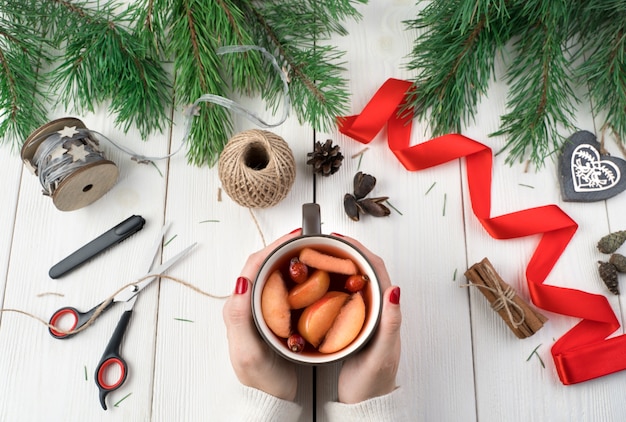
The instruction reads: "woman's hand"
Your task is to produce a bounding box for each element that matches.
[222,230,301,401]
[331,234,402,404]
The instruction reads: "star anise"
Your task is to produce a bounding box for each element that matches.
[344,171,390,221]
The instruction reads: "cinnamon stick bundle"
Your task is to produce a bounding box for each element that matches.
[464,258,548,339]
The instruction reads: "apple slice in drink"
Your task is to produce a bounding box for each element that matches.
[261,270,291,338]
[319,293,366,354]
[297,291,349,348]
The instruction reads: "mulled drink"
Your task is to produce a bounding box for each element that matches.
[251,204,382,365]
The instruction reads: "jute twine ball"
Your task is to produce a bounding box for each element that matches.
[218,129,296,208]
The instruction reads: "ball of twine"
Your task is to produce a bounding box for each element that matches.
[218,129,296,208]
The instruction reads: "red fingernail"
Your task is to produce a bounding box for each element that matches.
[389,287,401,305]
[330,232,345,237]
[289,228,302,234]
[235,277,249,295]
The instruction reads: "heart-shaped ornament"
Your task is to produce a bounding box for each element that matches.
[559,130,626,202]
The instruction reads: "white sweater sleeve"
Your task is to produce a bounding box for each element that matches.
[232,385,303,422]
[323,388,410,422]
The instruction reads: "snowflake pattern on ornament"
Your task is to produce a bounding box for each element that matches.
[571,144,620,192]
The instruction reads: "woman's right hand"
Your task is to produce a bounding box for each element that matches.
[222,230,302,401]
[331,233,402,404]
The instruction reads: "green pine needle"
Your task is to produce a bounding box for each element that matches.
[526,343,545,368]
[174,317,194,323]
[425,181,436,195]
[114,392,132,407]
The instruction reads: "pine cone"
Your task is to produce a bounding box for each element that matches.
[307,139,343,176]
[598,261,619,295]
[609,253,626,273]
[597,230,626,254]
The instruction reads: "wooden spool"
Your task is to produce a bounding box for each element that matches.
[21,117,119,211]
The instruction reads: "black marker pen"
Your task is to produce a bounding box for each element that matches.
[49,215,146,279]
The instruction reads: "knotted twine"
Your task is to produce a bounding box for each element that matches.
[218,129,296,208]
[462,282,525,328]
[1,274,230,336]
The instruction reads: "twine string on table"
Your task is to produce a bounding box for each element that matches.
[248,208,267,247]
[461,283,525,328]
[0,274,230,336]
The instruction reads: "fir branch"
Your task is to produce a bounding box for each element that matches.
[404,0,511,135]
[246,0,364,131]
[0,9,48,146]
[576,4,626,150]
[48,0,171,138]
[493,0,577,166]
[0,0,366,165]
[167,0,254,165]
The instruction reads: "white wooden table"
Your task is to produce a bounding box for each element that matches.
[2,2,626,421]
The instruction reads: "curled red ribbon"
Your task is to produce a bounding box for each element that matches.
[339,78,626,385]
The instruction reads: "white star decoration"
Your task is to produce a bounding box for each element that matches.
[23,159,37,175]
[57,126,79,139]
[67,143,89,162]
[49,145,67,161]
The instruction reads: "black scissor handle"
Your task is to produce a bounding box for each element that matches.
[96,309,132,410]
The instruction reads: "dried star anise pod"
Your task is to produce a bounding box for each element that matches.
[343,171,391,221]
[353,171,376,200]
[358,197,390,217]
[306,139,344,176]
[344,193,361,221]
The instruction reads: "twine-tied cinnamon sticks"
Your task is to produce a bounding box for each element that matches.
[464,258,548,339]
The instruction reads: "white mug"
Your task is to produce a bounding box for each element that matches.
[251,203,382,364]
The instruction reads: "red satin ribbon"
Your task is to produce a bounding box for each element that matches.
[339,78,626,385]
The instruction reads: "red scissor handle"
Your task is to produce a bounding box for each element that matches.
[97,357,127,391]
[49,300,112,339]
[49,306,95,339]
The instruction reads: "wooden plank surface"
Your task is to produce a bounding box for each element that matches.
[1,1,626,421]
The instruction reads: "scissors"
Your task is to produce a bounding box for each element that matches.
[48,224,196,410]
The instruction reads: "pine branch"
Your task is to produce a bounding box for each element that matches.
[403,0,616,167]
[404,0,511,135]
[247,0,364,131]
[0,0,366,165]
[576,3,626,149]
[131,0,169,58]
[0,7,48,147]
[47,0,171,138]
[161,0,365,165]
[493,0,577,166]
[165,0,257,165]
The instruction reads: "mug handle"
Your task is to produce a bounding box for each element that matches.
[302,203,321,235]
